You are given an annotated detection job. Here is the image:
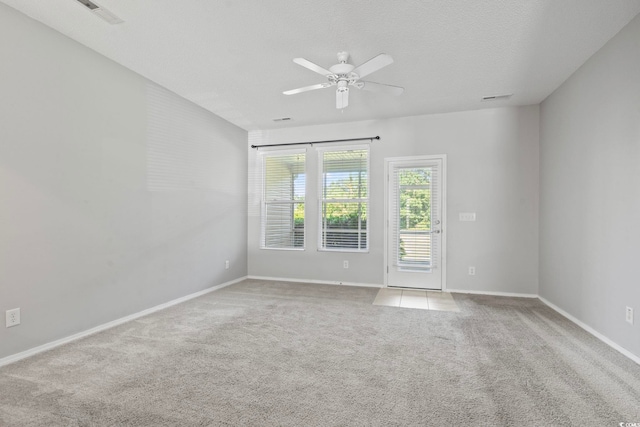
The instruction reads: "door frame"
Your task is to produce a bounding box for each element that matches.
[383,154,447,290]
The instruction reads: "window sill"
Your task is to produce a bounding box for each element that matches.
[259,247,305,251]
[317,248,369,254]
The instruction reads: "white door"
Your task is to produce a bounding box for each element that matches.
[386,156,445,290]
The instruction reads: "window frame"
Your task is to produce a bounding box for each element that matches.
[317,145,370,253]
[260,149,306,251]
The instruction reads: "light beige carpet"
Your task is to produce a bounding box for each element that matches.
[1,279,639,426]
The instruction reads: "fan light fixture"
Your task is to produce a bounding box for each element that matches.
[284,51,404,109]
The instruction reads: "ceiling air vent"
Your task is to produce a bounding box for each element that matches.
[76,0,123,24]
[273,117,292,122]
[481,94,513,102]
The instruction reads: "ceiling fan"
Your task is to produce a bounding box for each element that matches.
[283,51,404,109]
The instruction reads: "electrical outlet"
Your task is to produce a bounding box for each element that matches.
[225,260,230,270]
[626,307,634,325]
[6,308,20,328]
[468,266,476,276]
[343,260,349,269]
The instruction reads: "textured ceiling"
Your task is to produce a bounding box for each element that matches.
[2,0,640,130]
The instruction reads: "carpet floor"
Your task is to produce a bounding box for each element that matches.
[1,279,639,426]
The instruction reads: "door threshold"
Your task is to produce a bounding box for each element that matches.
[387,285,443,291]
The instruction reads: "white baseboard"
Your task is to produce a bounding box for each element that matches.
[4,276,637,369]
[0,276,247,368]
[447,288,539,298]
[448,290,640,365]
[247,275,383,289]
[538,296,640,366]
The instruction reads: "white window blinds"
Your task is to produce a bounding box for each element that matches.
[261,150,306,249]
[390,163,440,270]
[319,147,369,251]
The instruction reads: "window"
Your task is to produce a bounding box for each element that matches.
[261,150,306,249]
[391,165,438,271]
[319,146,369,251]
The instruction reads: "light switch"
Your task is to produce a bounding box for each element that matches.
[459,212,476,221]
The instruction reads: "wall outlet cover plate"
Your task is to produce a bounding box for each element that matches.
[6,308,20,328]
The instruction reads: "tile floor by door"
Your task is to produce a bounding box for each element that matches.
[373,288,460,312]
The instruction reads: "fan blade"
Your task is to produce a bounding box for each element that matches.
[283,83,331,95]
[293,58,334,77]
[352,53,393,79]
[358,81,404,96]
[336,90,349,109]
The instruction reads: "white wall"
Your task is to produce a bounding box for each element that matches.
[249,106,540,294]
[0,4,248,360]
[540,14,640,358]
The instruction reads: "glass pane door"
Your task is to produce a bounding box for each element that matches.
[387,157,444,290]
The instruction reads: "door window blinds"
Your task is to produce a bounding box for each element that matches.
[261,150,306,249]
[390,164,440,270]
[319,147,369,251]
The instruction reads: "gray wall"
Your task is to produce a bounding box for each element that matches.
[249,106,540,295]
[540,14,640,357]
[0,4,248,360]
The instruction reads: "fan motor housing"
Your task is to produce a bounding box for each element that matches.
[330,63,355,75]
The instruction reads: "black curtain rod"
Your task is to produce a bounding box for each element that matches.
[251,136,380,149]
